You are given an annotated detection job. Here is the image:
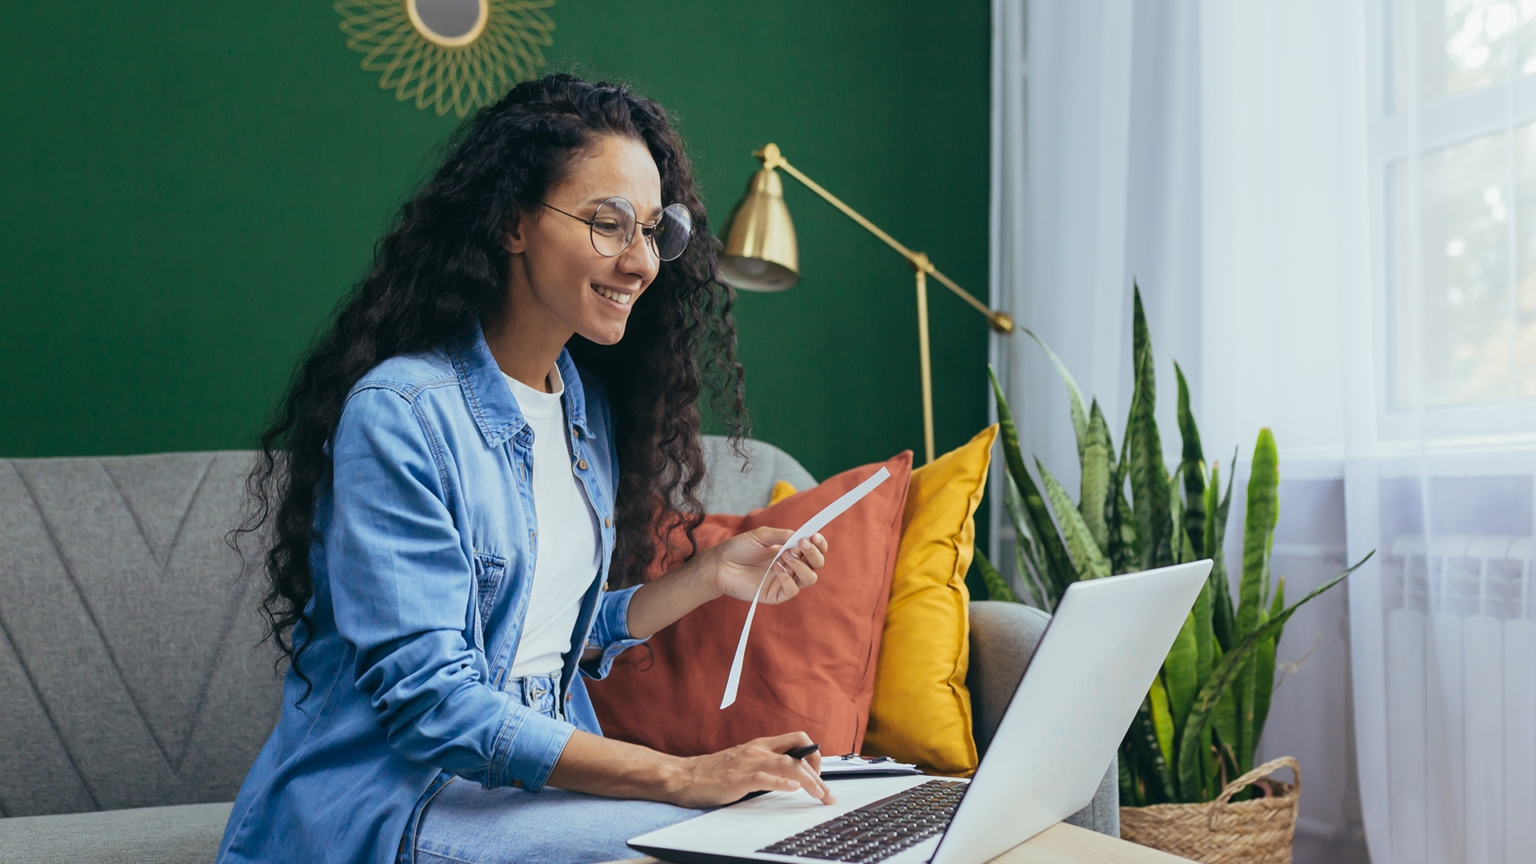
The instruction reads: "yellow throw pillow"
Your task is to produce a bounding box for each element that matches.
[769,480,798,506]
[861,424,998,776]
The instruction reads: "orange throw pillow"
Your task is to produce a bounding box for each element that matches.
[587,453,913,756]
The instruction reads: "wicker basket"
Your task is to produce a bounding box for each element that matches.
[1119,756,1301,864]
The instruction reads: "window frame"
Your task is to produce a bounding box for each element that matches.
[1368,0,1536,442]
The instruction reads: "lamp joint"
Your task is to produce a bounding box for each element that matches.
[908,252,934,274]
[753,142,787,170]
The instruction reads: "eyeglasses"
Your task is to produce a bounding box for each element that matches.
[539,197,693,262]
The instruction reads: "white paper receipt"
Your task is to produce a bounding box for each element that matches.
[719,466,892,709]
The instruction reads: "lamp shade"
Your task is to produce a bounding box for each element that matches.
[719,165,799,291]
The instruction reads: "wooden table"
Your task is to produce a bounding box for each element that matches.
[596,821,1195,863]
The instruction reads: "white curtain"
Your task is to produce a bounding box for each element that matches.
[990,0,1203,500]
[991,2,1536,862]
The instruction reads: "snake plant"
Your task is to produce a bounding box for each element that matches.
[977,284,1370,806]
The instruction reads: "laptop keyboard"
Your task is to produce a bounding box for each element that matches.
[757,779,967,862]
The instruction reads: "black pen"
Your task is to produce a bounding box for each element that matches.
[786,743,820,761]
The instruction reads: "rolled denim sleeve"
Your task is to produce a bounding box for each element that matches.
[329,386,573,791]
[580,583,649,679]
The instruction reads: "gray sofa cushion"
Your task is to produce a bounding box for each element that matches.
[696,436,817,515]
[0,439,807,821]
[0,801,233,864]
[0,453,282,818]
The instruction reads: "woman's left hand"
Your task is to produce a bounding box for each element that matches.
[709,527,829,605]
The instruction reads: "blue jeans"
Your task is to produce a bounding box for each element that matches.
[402,672,700,864]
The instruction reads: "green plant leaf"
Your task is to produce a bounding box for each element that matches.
[974,551,1018,603]
[1198,726,1216,804]
[1210,452,1238,652]
[1237,429,1280,639]
[1131,695,1176,804]
[1080,401,1113,555]
[1168,468,1186,564]
[1017,326,1089,458]
[1004,473,1052,610]
[1233,431,1279,773]
[1203,461,1220,570]
[1210,641,1240,789]
[1039,459,1112,581]
[1148,677,1176,779]
[1132,281,1151,386]
[1171,473,1202,567]
[1109,464,1140,573]
[1128,309,1171,569]
[1248,576,1286,761]
[1193,579,1214,690]
[1118,479,1142,568]
[1175,363,1207,557]
[1163,611,1199,799]
[1109,383,1141,574]
[1268,574,1288,652]
[1234,651,1259,776]
[1174,554,1372,797]
[990,366,1078,604]
[1014,545,1049,610]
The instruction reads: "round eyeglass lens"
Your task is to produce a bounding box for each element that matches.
[589,197,636,257]
[654,203,693,261]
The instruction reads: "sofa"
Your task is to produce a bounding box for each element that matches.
[0,438,1117,862]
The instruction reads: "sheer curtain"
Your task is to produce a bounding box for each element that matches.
[1354,3,1536,863]
[991,2,1536,862]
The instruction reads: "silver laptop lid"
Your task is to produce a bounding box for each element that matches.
[931,560,1210,864]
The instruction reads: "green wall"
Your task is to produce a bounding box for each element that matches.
[1,2,992,557]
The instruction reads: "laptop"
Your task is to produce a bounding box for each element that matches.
[629,559,1212,864]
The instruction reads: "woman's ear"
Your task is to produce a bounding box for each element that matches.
[502,214,526,255]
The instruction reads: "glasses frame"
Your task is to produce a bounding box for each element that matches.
[538,197,692,262]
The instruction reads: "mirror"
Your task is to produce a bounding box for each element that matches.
[407,0,489,47]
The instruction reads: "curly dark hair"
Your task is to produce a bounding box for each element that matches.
[235,73,747,684]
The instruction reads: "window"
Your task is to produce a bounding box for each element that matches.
[1379,0,1536,415]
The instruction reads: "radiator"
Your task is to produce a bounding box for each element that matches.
[1386,534,1536,864]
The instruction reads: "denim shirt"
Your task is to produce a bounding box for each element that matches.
[218,323,648,864]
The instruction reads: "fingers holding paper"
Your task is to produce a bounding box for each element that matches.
[711,527,829,605]
[764,530,827,604]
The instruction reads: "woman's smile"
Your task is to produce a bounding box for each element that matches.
[591,282,638,308]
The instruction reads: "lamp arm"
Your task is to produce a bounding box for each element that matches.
[769,157,918,261]
[761,149,1014,334]
[924,265,1000,320]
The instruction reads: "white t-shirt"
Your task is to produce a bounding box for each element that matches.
[503,364,603,680]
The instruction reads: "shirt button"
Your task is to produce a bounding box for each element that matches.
[565,692,574,702]
[576,459,588,471]
[604,516,612,528]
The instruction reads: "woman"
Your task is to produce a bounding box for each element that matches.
[220,74,835,864]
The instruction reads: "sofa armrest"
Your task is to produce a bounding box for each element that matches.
[0,801,232,864]
[967,600,1120,838]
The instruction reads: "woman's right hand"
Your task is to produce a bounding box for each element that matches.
[668,732,836,808]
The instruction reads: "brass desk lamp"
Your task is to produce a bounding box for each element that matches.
[719,143,1016,465]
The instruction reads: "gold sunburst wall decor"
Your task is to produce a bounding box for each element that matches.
[335,0,556,118]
